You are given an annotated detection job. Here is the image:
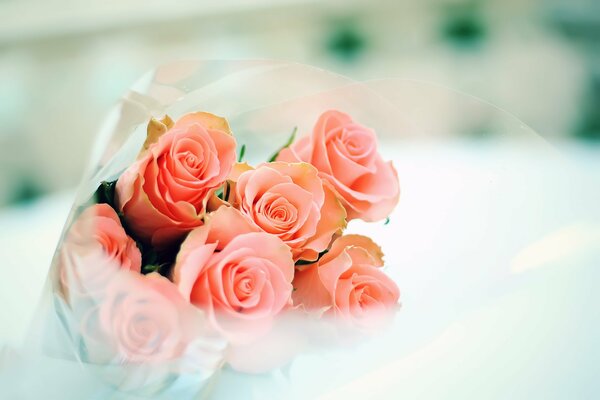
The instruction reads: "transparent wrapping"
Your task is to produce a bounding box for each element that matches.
[2,60,597,399]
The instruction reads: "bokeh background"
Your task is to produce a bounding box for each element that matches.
[0,0,598,207]
[1,1,600,398]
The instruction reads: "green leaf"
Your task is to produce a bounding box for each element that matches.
[142,264,160,274]
[268,127,298,162]
[144,262,172,276]
[215,185,224,200]
[384,217,390,225]
[238,144,246,162]
[295,249,329,266]
[93,180,117,207]
[223,181,231,202]
[139,243,159,273]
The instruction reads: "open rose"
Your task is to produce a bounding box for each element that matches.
[173,206,294,343]
[277,110,399,222]
[233,162,346,261]
[81,272,204,363]
[292,235,399,327]
[80,271,226,392]
[116,112,237,248]
[59,203,141,299]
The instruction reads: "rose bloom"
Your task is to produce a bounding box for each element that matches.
[292,235,399,327]
[233,162,346,261]
[59,203,141,299]
[80,270,226,394]
[81,272,200,363]
[116,112,237,248]
[277,110,399,222]
[172,206,294,343]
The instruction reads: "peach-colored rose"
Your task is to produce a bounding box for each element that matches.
[277,110,399,222]
[116,112,237,248]
[81,271,221,367]
[293,235,399,327]
[59,203,141,299]
[172,206,294,343]
[233,162,346,261]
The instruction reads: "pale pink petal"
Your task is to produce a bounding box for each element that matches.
[265,162,324,207]
[204,206,260,250]
[292,264,331,310]
[317,249,353,297]
[329,234,384,267]
[173,229,217,300]
[299,183,347,259]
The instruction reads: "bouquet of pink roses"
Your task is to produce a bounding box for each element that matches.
[3,60,584,400]
[1,60,422,399]
[59,107,400,366]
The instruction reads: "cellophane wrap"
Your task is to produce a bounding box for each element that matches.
[2,60,597,400]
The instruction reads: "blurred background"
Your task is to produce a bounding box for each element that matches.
[0,0,598,207]
[1,2,600,397]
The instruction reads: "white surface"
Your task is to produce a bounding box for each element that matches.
[0,141,599,398]
[300,141,600,399]
[0,191,73,347]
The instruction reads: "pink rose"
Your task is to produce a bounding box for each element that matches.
[59,203,141,299]
[277,110,400,222]
[116,112,237,248]
[292,235,399,327]
[172,206,294,343]
[233,162,346,261]
[81,272,204,364]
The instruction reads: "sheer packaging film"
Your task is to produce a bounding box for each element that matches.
[1,60,598,400]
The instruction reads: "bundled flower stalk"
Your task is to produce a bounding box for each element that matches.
[57,107,401,393]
